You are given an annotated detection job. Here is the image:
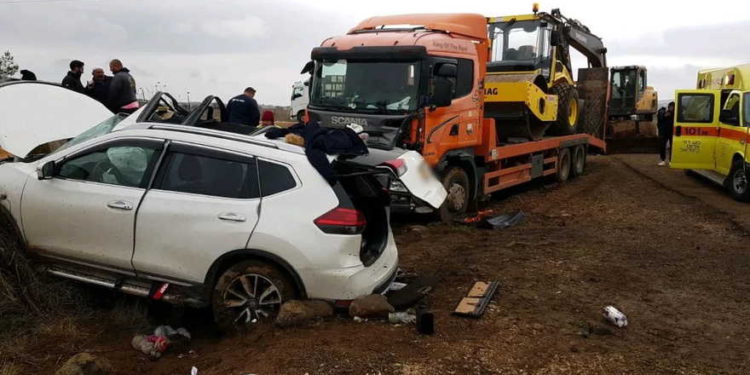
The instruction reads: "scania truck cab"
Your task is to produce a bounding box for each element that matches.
[671,64,750,201]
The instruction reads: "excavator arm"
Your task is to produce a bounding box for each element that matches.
[547,9,607,68]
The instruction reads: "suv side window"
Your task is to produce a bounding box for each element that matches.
[258,159,297,196]
[57,141,162,188]
[154,145,259,199]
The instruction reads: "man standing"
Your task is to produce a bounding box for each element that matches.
[86,68,112,107]
[61,60,85,93]
[657,102,675,166]
[227,87,260,127]
[108,59,138,114]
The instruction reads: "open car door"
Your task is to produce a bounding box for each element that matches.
[670,89,721,170]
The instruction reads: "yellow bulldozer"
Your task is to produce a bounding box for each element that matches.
[483,6,609,141]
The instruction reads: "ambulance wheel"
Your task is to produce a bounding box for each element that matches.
[727,160,750,202]
[556,148,572,183]
[439,167,470,223]
[571,145,586,177]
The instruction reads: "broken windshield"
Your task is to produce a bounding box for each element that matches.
[56,113,128,153]
[310,60,420,114]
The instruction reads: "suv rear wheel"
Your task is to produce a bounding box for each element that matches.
[212,260,295,331]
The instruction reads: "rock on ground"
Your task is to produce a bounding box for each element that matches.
[275,300,334,327]
[55,353,112,375]
[349,294,395,318]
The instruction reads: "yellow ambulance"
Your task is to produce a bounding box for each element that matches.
[670,64,750,201]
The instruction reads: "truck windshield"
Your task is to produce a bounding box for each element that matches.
[489,20,551,71]
[310,60,420,113]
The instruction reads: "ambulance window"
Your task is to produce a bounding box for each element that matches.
[677,93,714,123]
[723,93,741,126]
[744,92,750,126]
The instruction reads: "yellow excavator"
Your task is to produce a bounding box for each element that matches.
[484,5,609,141]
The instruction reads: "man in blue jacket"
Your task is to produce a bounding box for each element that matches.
[227,87,260,128]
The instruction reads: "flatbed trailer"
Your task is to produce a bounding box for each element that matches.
[478,125,606,195]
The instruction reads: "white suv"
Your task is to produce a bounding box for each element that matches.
[0,82,446,329]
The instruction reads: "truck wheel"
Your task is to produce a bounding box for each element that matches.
[727,160,750,202]
[212,260,295,332]
[548,83,580,135]
[556,148,572,183]
[296,110,305,123]
[571,145,586,177]
[439,167,470,223]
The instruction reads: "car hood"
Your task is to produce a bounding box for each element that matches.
[0,81,113,158]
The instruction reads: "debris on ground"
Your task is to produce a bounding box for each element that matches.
[54,353,112,375]
[416,308,434,335]
[453,281,500,318]
[386,276,436,310]
[388,311,416,324]
[602,305,628,328]
[478,211,525,230]
[455,209,496,224]
[275,300,334,327]
[349,294,395,318]
[131,325,192,360]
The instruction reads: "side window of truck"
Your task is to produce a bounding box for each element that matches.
[453,59,474,99]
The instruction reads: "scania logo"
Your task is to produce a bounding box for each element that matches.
[330,116,368,126]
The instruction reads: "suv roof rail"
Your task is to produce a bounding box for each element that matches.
[147,124,279,150]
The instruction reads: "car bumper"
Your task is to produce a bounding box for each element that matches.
[299,230,399,301]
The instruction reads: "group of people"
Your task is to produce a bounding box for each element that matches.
[657,101,675,166]
[62,59,139,114]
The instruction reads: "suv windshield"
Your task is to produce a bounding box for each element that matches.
[310,60,419,113]
[489,20,551,72]
[57,113,128,152]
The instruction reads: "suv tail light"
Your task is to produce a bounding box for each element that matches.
[314,207,366,235]
[382,159,407,176]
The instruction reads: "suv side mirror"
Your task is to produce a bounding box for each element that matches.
[292,93,302,100]
[720,109,739,125]
[37,160,55,180]
[431,77,454,108]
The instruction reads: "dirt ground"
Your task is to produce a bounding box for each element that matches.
[3,153,750,375]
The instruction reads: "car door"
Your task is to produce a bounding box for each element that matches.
[132,142,261,284]
[21,138,164,273]
[670,89,721,170]
[715,91,746,175]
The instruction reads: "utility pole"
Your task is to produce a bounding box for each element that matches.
[187,91,191,110]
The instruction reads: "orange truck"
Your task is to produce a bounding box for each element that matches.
[305,11,608,220]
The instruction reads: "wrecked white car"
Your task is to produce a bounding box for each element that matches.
[0,81,446,329]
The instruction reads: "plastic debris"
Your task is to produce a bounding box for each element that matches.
[388,311,417,324]
[478,211,525,230]
[191,366,198,375]
[602,305,628,328]
[132,325,192,360]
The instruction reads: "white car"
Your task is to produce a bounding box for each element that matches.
[0,82,446,329]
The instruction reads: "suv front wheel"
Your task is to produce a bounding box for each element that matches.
[212,260,295,331]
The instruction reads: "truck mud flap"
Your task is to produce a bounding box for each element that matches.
[577,67,609,138]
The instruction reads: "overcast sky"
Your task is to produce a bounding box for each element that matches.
[1,0,748,107]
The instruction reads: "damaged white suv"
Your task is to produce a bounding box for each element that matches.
[0,82,446,329]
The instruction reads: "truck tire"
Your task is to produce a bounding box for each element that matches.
[548,83,580,135]
[296,110,305,123]
[726,160,750,202]
[556,148,572,183]
[439,167,470,223]
[571,145,586,177]
[212,260,295,332]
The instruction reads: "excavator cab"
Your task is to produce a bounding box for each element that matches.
[609,66,658,122]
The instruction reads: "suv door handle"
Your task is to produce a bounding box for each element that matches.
[107,200,133,211]
[218,213,246,222]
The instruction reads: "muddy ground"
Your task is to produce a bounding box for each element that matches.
[2,154,750,375]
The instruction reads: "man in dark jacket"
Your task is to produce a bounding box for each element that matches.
[657,102,675,166]
[227,87,260,127]
[108,59,138,114]
[86,68,112,107]
[61,60,85,93]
